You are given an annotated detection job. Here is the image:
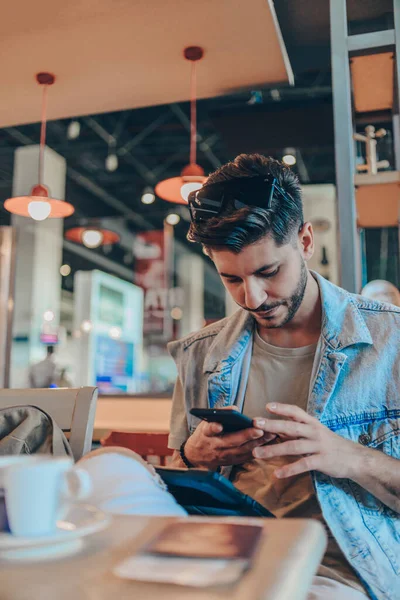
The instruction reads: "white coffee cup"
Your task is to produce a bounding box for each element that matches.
[0,456,33,532]
[2,456,92,537]
[0,456,35,491]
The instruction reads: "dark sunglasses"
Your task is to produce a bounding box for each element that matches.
[188,175,293,223]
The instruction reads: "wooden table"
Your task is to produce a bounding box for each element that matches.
[0,516,327,600]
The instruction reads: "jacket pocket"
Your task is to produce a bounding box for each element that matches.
[324,411,400,576]
[348,414,400,516]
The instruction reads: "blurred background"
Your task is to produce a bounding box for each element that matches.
[0,0,397,395]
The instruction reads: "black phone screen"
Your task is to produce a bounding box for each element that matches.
[190,408,254,433]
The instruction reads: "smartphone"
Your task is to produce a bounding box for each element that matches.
[190,408,254,433]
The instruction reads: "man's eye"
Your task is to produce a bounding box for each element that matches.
[260,268,280,279]
[226,278,240,284]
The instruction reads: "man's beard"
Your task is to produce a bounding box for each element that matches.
[251,259,308,329]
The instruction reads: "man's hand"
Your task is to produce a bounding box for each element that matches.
[252,402,365,480]
[184,418,276,470]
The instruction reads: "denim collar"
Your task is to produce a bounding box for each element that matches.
[203,271,373,373]
[315,272,373,350]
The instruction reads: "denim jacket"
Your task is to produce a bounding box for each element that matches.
[168,272,400,600]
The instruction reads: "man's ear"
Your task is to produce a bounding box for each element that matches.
[298,222,314,261]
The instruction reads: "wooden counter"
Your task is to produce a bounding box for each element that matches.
[93,394,172,440]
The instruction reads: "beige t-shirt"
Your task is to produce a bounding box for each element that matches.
[232,330,365,594]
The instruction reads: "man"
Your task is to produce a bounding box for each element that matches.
[28,345,58,388]
[167,154,400,600]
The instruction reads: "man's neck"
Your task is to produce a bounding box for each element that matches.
[256,272,322,348]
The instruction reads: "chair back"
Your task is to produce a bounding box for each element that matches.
[101,431,173,465]
[0,387,98,461]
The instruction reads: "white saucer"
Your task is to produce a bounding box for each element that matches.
[0,504,111,561]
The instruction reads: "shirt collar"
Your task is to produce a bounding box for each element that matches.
[204,271,373,373]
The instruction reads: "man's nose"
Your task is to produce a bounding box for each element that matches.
[244,281,267,310]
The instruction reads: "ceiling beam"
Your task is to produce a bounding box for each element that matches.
[117,110,172,155]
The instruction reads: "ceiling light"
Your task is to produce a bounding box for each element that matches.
[156,163,206,205]
[141,193,155,205]
[81,320,92,333]
[43,310,55,322]
[82,229,104,248]
[271,89,281,101]
[166,213,180,226]
[4,73,74,220]
[141,187,156,204]
[28,200,52,221]
[155,47,207,204]
[105,153,118,172]
[65,226,120,248]
[60,264,71,276]
[67,120,81,140]
[282,154,296,166]
[180,181,203,202]
[171,307,183,320]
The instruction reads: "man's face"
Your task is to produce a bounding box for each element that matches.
[211,230,312,329]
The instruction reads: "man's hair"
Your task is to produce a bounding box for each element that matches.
[47,345,55,356]
[187,154,304,253]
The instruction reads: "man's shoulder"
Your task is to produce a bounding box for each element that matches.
[167,315,232,358]
[167,308,253,360]
[348,290,400,343]
[317,273,400,328]
[317,273,399,313]
[350,291,400,318]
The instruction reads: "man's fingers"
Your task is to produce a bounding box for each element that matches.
[237,436,272,454]
[252,420,277,444]
[219,427,264,447]
[218,435,280,465]
[254,418,312,439]
[253,439,317,459]
[266,403,315,424]
[260,432,277,444]
[218,436,273,464]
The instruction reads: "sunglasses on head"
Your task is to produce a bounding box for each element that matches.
[188,175,293,223]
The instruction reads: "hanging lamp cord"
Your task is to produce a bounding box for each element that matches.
[38,84,49,186]
[189,59,197,166]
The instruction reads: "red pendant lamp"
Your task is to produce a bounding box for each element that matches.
[4,73,75,221]
[155,46,207,204]
[65,226,120,249]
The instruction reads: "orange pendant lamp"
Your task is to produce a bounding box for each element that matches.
[155,46,207,204]
[4,73,75,221]
[65,226,120,249]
